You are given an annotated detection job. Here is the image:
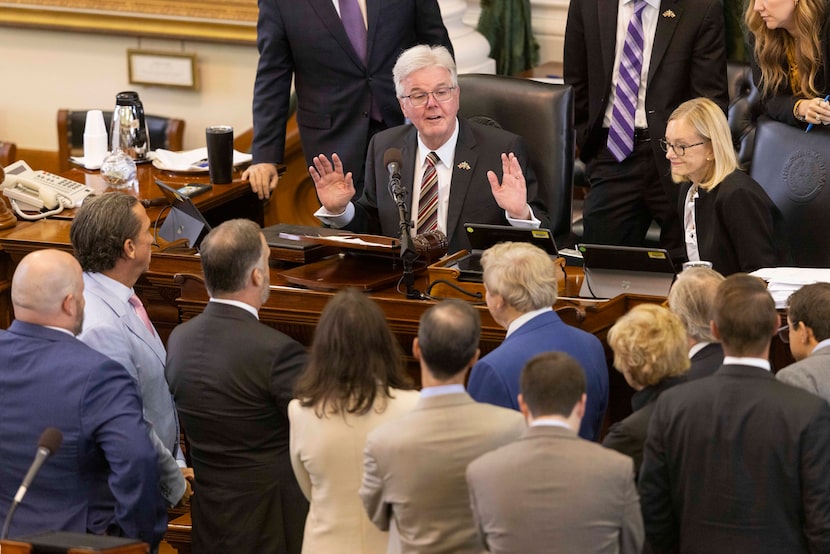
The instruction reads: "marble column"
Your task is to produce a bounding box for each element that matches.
[440,0,496,73]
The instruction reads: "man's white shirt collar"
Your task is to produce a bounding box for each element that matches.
[506,307,552,338]
[723,356,771,372]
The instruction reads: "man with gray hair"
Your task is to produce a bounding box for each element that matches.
[311,44,550,253]
[667,266,725,380]
[165,219,308,553]
[467,242,608,440]
[776,282,830,403]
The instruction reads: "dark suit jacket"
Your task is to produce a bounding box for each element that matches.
[639,364,830,553]
[678,170,787,275]
[165,302,309,554]
[0,321,166,547]
[686,342,723,381]
[251,0,452,193]
[347,119,551,253]
[747,9,830,126]
[564,0,728,196]
[467,311,607,441]
[602,375,685,477]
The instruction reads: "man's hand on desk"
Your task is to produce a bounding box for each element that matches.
[243,163,279,200]
[309,153,355,214]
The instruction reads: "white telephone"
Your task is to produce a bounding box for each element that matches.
[1,160,94,220]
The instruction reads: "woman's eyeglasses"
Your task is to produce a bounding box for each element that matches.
[659,139,707,157]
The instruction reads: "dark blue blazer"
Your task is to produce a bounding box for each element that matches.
[0,321,167,547]
[467,310,609,441]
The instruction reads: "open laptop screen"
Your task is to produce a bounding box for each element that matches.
[453,223,558,281]
[154,179,212,249]
[578,243,677,299]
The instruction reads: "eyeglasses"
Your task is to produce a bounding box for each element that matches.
[777,324,790,344]
[659,139,707,157]
[401,87,456,107]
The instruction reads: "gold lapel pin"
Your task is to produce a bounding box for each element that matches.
[457,161,471,171]
[662,9,676,17]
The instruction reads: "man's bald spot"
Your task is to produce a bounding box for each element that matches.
[12,249,82,315]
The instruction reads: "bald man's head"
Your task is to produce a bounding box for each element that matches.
[12,249,85,334]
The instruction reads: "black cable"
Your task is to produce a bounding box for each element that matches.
[424,279,485,303]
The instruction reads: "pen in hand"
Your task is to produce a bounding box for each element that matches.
[805,94,830,133]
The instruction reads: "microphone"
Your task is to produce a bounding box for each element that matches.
[1,427,63,540]
[384,148,404,203]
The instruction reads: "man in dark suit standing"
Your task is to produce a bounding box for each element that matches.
[667,266,724,380]
[311,44,550,254]
[0,250,166,548]
[243,0,452,201]
[640,274,830,553]
[563,0,728,257]
[165,219,308,553]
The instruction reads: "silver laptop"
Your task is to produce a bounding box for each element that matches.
[578,243,677,299]
[452,223,558,282]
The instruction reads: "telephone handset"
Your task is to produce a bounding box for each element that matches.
[1,160,94,220]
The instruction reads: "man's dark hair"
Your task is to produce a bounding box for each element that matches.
[70,193,141,273]
[713,273,777,356]
[520,352,586,418]
[417,299,480,380]
[787,282,830,341]
[199,219,264,297]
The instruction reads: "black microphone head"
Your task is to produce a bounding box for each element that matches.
[383,148,403,168]
[38,427,63,454]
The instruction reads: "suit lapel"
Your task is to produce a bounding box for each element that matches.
[648,0,683,85]
[401,127,419,225]
[446,120,479,239]
[600,0,620,81]
[308,0,365,69]
[366,0,380,63]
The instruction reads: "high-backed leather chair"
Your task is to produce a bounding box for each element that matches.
[749,118,830,267]
[457,74,574,244]
[0,140,17,167]
[57,109,185,171]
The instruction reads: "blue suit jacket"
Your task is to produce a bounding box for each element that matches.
[0,321,167,546]
[467,310,609,440]
[78,272,184,505]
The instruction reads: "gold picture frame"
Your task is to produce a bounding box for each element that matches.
[0,0,257,44]
[128,49,199,90]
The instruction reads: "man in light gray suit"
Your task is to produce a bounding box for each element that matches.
[777,282,830,403]
[466,352,643,554]
[71,192,190,508]
[360,299,525,554]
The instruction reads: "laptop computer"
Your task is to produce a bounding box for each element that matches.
[578,243,677,299]
[451,223,558,282]
[154,179,212,249]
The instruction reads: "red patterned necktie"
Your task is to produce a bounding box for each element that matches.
[417,152,440,233]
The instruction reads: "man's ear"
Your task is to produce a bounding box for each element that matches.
[412,338,422,361]
[710,320,721,342]
[251,265,264,288]
[61,293,76,317]
[122,238,136,261]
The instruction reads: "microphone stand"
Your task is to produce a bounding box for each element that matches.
[389,178,423,299]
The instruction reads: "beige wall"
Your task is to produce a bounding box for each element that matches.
[0,27,259,152]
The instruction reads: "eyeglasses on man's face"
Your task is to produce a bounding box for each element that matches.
[401,87,456,107]
[777,324,790,344]
[659,138,707,157]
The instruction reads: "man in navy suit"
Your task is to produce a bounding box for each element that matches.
[466,242,608,441]
[311,44,550,254]
[640,274,830,552]
[0,250,166,548]
[243,0,452,200]
[564,0,728,257]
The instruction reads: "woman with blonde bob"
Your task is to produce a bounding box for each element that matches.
[603,304,690,476]
[745,0,830,127]
[663,97,786,275]
[288,288,418,553]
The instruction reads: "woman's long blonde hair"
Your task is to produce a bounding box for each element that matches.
[745,0,825,98]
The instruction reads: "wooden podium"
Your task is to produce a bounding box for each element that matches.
[0,531,147,553]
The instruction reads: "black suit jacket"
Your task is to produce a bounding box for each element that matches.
[347,118,551,253]
[686,342,723,381]
[564,0,728,197]
[747,9,830,126]
[678,170,787,275]
[251,0,452,193]
[165,302,309,553]
[640,364,830,553]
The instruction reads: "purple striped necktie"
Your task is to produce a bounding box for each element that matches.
[339,0,367,63]
[607,0,648,162]
[417,152,440,234]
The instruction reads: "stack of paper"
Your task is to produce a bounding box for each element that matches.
[750,267,830,308]
[150,148,252,172]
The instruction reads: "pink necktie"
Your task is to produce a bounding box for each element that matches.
[129,294,155,335]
